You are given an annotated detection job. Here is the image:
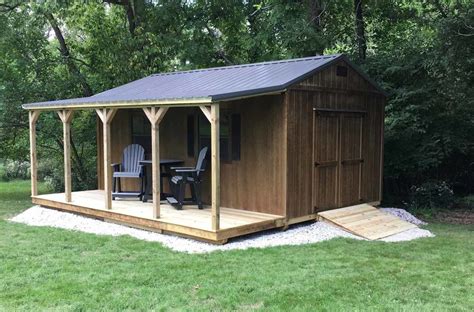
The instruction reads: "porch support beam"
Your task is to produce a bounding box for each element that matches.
[211,104,220,231]
[29,111,41,197]
[57,110,74,202]
[95,108,117,210]
[199,105,211,122]
[143,107,169,219]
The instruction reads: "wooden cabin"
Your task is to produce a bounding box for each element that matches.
[23,54,386,243]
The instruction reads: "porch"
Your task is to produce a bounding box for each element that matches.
[32,190,285,244]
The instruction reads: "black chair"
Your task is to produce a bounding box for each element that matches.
[112,144,145,200]
[167,147,208,210]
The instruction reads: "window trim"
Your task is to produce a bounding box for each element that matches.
[191,110,241,163]
[130,109,151,154]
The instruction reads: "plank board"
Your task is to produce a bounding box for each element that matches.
[32,190,285,243]
[317,204,417,240]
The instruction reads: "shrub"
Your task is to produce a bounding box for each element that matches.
[459,195,474,210]
[408,180,455,210]
[0,162,4,180]
[38,158,64,192]
[0,159,30,181]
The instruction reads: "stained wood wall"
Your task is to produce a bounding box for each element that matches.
[218,96,286,215]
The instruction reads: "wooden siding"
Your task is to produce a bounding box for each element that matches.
[97,95,286,216]
[219,96,286,215]
[286,60,385,219]
[285,91,314,218]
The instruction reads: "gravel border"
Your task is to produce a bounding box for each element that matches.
[380,228,434,242]
[10,206,434,253]
[381,207,428,225]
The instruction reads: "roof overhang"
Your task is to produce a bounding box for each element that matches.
[22,97,213,111]
[21,90,288,111]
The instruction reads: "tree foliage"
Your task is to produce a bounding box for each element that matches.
[0,0,472,204]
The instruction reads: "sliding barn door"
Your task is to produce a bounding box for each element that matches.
[313,112,339,211]
[313,111,365,211]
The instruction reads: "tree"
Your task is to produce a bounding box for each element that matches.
[104,0,146,36]
[0,0,472,204]
[44,12,93,97]
[354,0,366,60]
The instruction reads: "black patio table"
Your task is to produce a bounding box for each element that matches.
[139,159,184,202]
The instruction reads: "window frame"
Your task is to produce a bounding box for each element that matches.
[190,109,241,163]
[130,109,151,154]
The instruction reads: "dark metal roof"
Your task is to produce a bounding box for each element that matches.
[22,54,385,109]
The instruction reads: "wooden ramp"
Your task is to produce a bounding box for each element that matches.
[318,204,417,240]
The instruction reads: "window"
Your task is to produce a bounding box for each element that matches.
[131,111,151,153]
[187,115,195,157]
[188,112,241,162]
[218,113,231,161]
[198,113,231,160]
[336,65,348,77]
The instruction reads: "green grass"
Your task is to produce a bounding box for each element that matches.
[0,180,50,219]
[0,181,473,311]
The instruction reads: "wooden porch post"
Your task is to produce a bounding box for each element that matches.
[211,104,220,231]
[58,110,74,202]
[143,107,168,218]
[95,108,117,209]
[29,111,41,197]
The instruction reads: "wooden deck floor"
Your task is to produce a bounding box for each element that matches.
[318,204,418,240]
[32,190,285,243]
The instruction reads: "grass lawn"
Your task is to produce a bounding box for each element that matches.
[0,181,473,311]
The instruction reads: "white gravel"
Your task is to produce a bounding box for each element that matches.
[381,207,428,225]
[10,206,434,253]
[380,228,434,242]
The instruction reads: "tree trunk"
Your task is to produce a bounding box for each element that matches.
[104,0,145,36]
[47,127,89,189]
[70,133,90,186]
[308,0,323,30]
[125,0,138,35]
[306,0,325,56]
[44,13,93,97]
[354,0,366,60]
